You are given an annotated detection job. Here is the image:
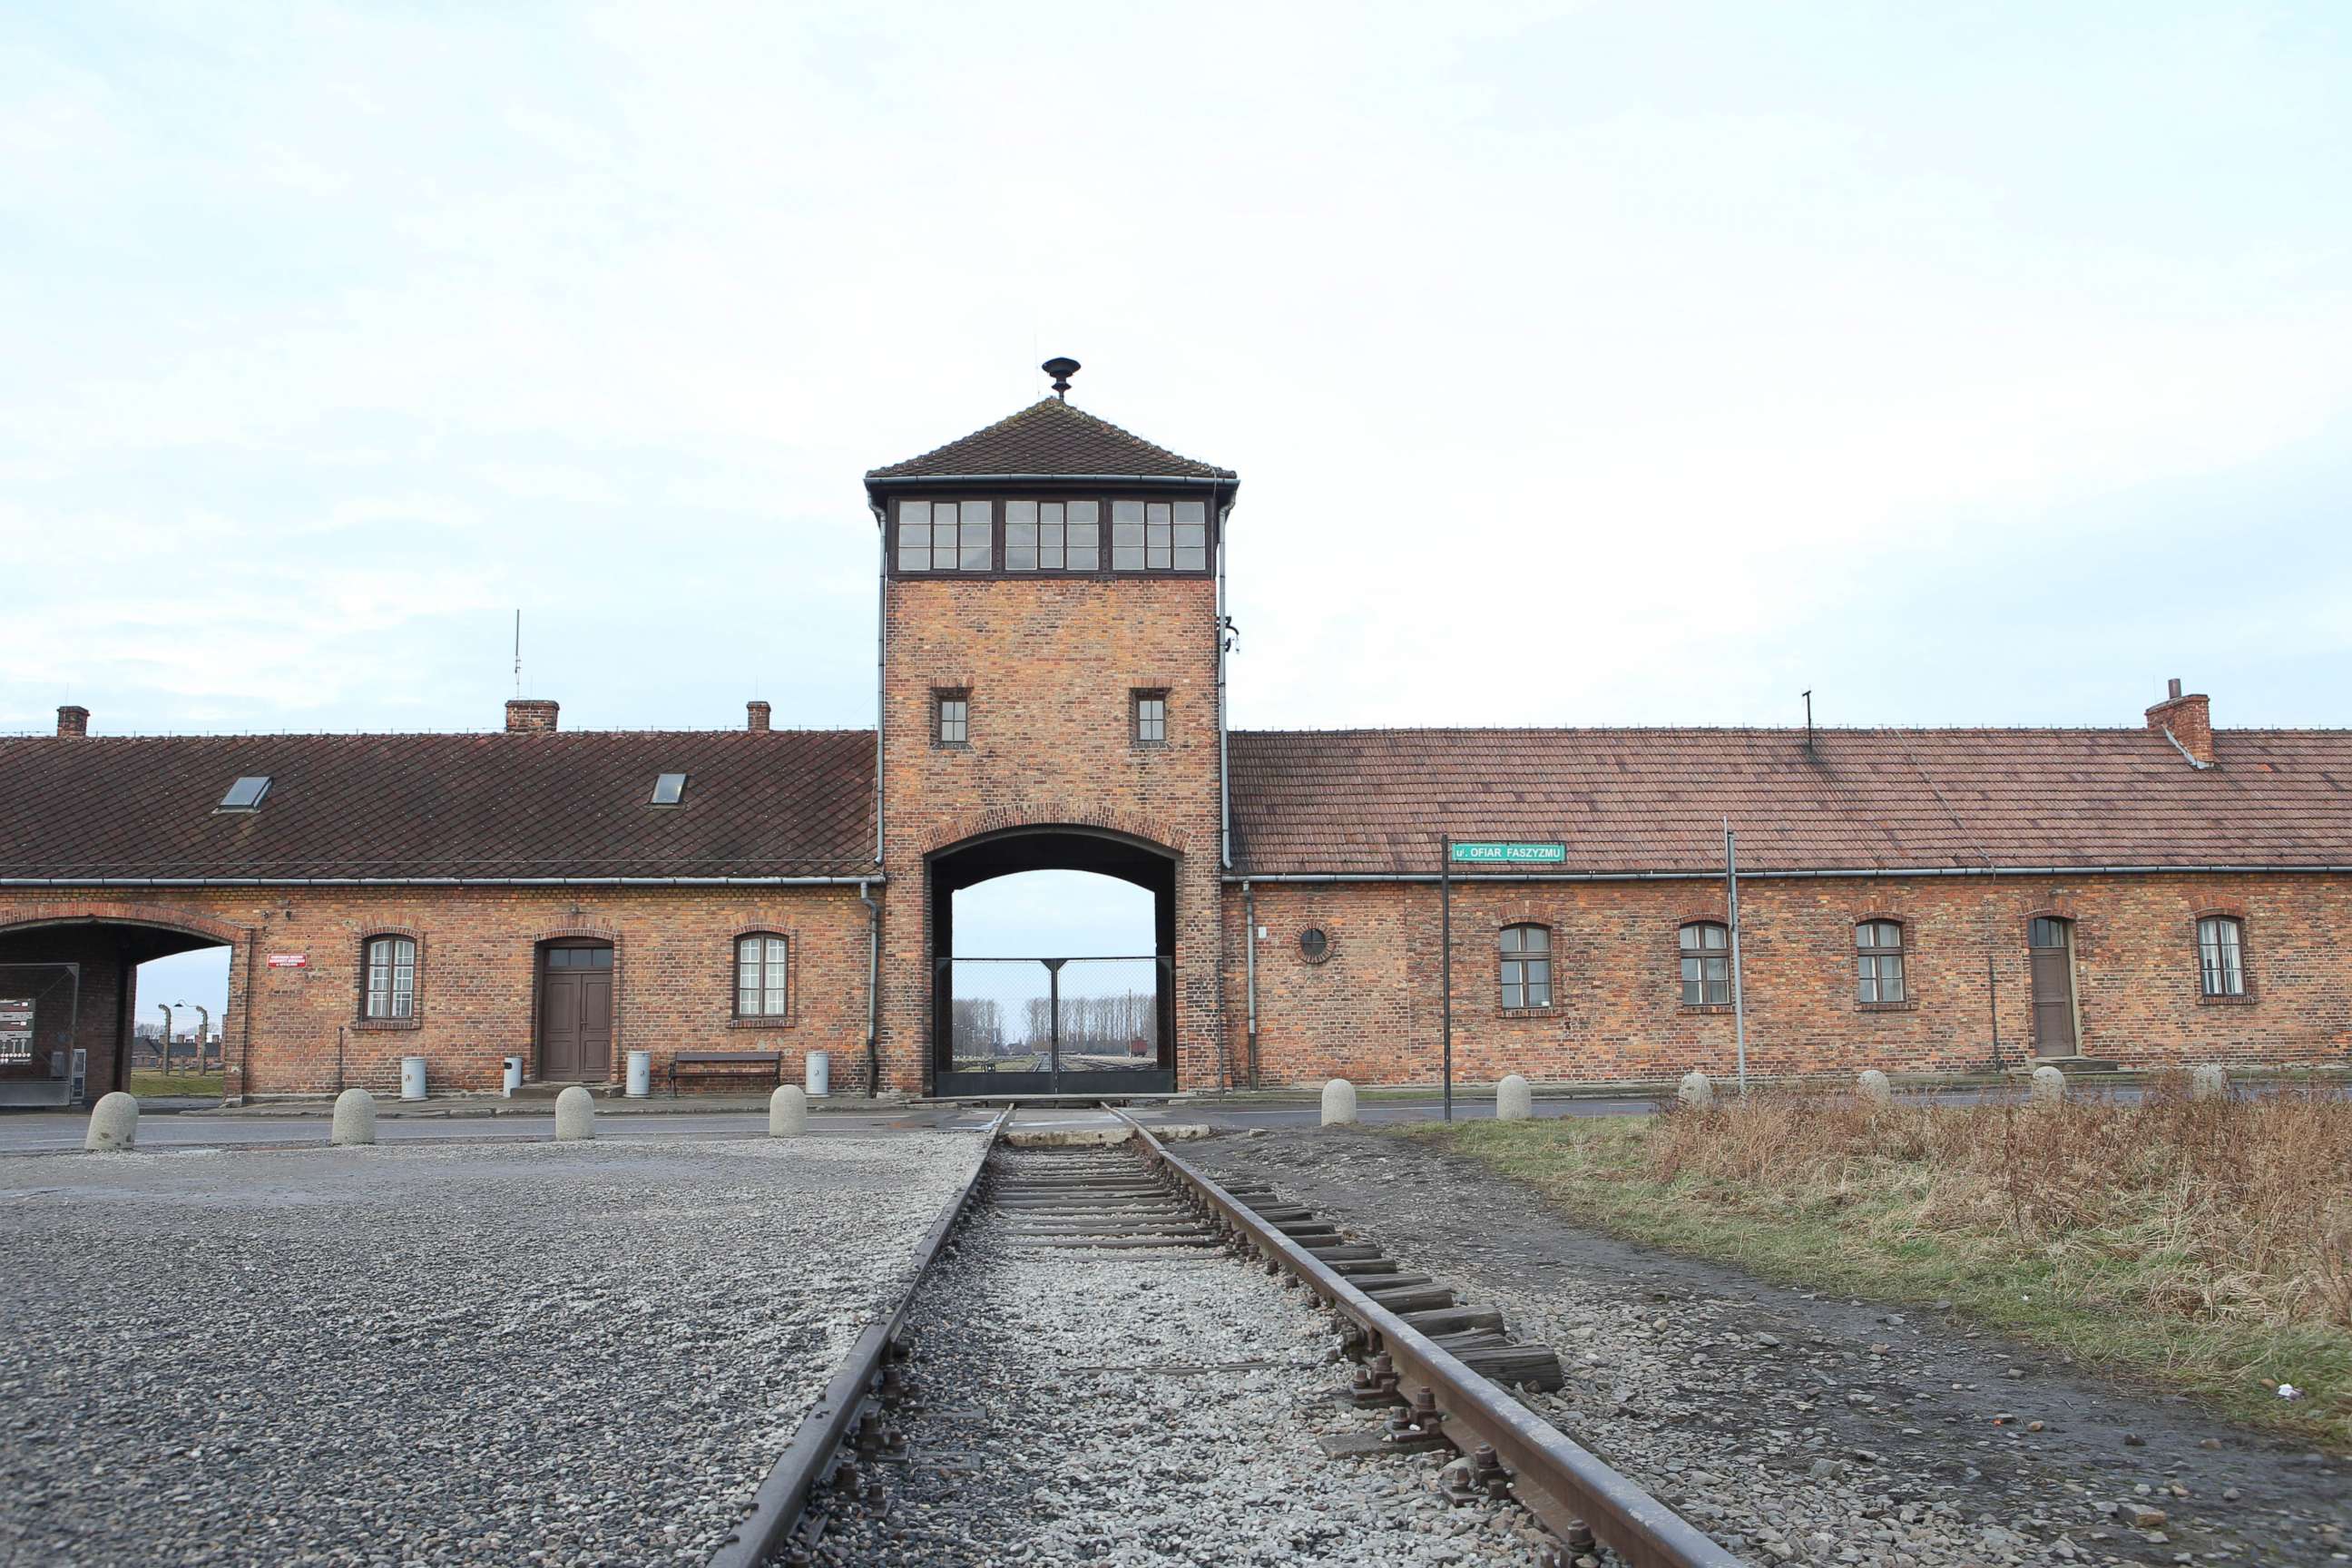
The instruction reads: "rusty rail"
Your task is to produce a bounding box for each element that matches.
[708,1105,1014,1568]
[1112,1110,1744,1568]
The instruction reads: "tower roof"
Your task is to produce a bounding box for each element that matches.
[866,397,1236,487]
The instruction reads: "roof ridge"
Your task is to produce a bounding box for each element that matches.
[0,727,879,741]
[1229,723,2352,738]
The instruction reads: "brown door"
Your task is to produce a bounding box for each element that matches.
[2027,917,2076,1056]
[538,942,613,1082]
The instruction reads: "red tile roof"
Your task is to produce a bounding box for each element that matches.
[0,730,877,882]
[8,723,2347,884]
[1226,727,2352,877]
[867,397,1235,483]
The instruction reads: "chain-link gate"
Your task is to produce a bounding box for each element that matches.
[938,955,1167,1094]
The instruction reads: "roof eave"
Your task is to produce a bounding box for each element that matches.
[862,470,1239,491]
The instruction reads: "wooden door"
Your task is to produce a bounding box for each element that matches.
[2027,917,2075,1056]
[538,944,613,1082]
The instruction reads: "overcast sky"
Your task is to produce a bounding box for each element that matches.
[9,3,2348,1020]
[7,1,2348,746]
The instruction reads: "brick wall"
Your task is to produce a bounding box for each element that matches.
[0,887,873,1098]
[1224,872,2352,1085]
[877,572,1225,1092]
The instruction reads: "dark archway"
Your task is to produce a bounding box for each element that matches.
[0,917,236,1106]
[928,826,1176,1097]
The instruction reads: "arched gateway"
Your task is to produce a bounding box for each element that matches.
[928,826,1177,1096]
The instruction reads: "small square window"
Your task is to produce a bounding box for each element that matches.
[650,772,687,806]
[936,692,969,747]
[218,775,270,811]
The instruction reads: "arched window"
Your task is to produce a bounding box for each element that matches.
[2196,916,2245,997]
[735,934,789,1018]
[1679,922,1730,1006]
[1499,925,1551,1009]
[361,935,416,1019]
[1856,920,1906,1004]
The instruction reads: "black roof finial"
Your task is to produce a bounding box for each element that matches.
[1042,356,1081,400]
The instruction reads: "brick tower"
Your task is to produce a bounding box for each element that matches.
[865,360,1238,1095]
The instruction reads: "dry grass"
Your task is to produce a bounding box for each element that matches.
[1416,1075,2352,1443]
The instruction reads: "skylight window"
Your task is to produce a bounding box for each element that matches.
[218,776,271,812]
[650,772,687,806]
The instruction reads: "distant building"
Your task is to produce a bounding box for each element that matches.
[4,370,2348,1102]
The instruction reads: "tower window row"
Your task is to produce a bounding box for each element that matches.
[894,498,1209,574]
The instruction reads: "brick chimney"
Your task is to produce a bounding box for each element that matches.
[747,701,771,732]
[2144,677,2213,767]
[505,699,559,734]
[56,705,89,738]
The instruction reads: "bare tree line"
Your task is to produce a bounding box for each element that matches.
[951,989,1155,1059]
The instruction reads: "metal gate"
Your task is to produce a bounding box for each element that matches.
[936,955,1171,1096]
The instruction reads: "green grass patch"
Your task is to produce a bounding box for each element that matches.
[128,1070,223,1099]
[1406,1100,2352,1446]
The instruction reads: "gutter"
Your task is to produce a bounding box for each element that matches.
[0,876,890,888]
[1223,864,2352,883]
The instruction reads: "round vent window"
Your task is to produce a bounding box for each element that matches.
[1298,926,1330,964]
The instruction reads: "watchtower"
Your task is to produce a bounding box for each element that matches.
[864,360,1239,1095]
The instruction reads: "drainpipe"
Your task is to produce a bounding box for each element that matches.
[872,504,888,866]
[858,881,880,1096]
[1215,492,1233,872]
[1242,878,1259,1088]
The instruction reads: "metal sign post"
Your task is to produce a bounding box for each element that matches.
[1724,820,1749,1094]
[1440,840,1564,1123]
[1440,835,1452,1122]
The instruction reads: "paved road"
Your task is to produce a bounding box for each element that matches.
[0,1097,1566,1152]
[0,1081,2137,1153]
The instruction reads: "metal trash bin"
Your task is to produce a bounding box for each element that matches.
[625,1050,651,1098]
[399,1056,427,1102]
[805,1050,831,1098]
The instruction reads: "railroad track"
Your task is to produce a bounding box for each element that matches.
[711,1109,1740,1568]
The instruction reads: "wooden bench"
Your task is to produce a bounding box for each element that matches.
[669,1050,785,1097]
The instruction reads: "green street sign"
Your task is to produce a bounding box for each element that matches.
[1449,840,1565,864]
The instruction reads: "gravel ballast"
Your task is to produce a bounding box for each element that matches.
[0,1132,986,1566]
[1191,1128,2352,1568]
[813,1146,1556,1567]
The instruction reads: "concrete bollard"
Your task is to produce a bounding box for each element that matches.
[83,1091,139,1152]
[1319,1078,1357,1126]
[330,1087,377,1146]
[1677,1071,1715,1111]
[2029,1064,2067,1107]
[554,1084,596,1141]
[769,1084,808,1138]
[1857,1069,1892,1109]
[1495,1073,1532,1122]
[2190,1063,2230,1102]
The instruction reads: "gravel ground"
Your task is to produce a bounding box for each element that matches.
[1190,1127,2352,1568]
[813,1146,1555,1567]
[0,1132,986,1567]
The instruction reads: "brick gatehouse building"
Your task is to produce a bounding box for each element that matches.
[5,371,2349,1103]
